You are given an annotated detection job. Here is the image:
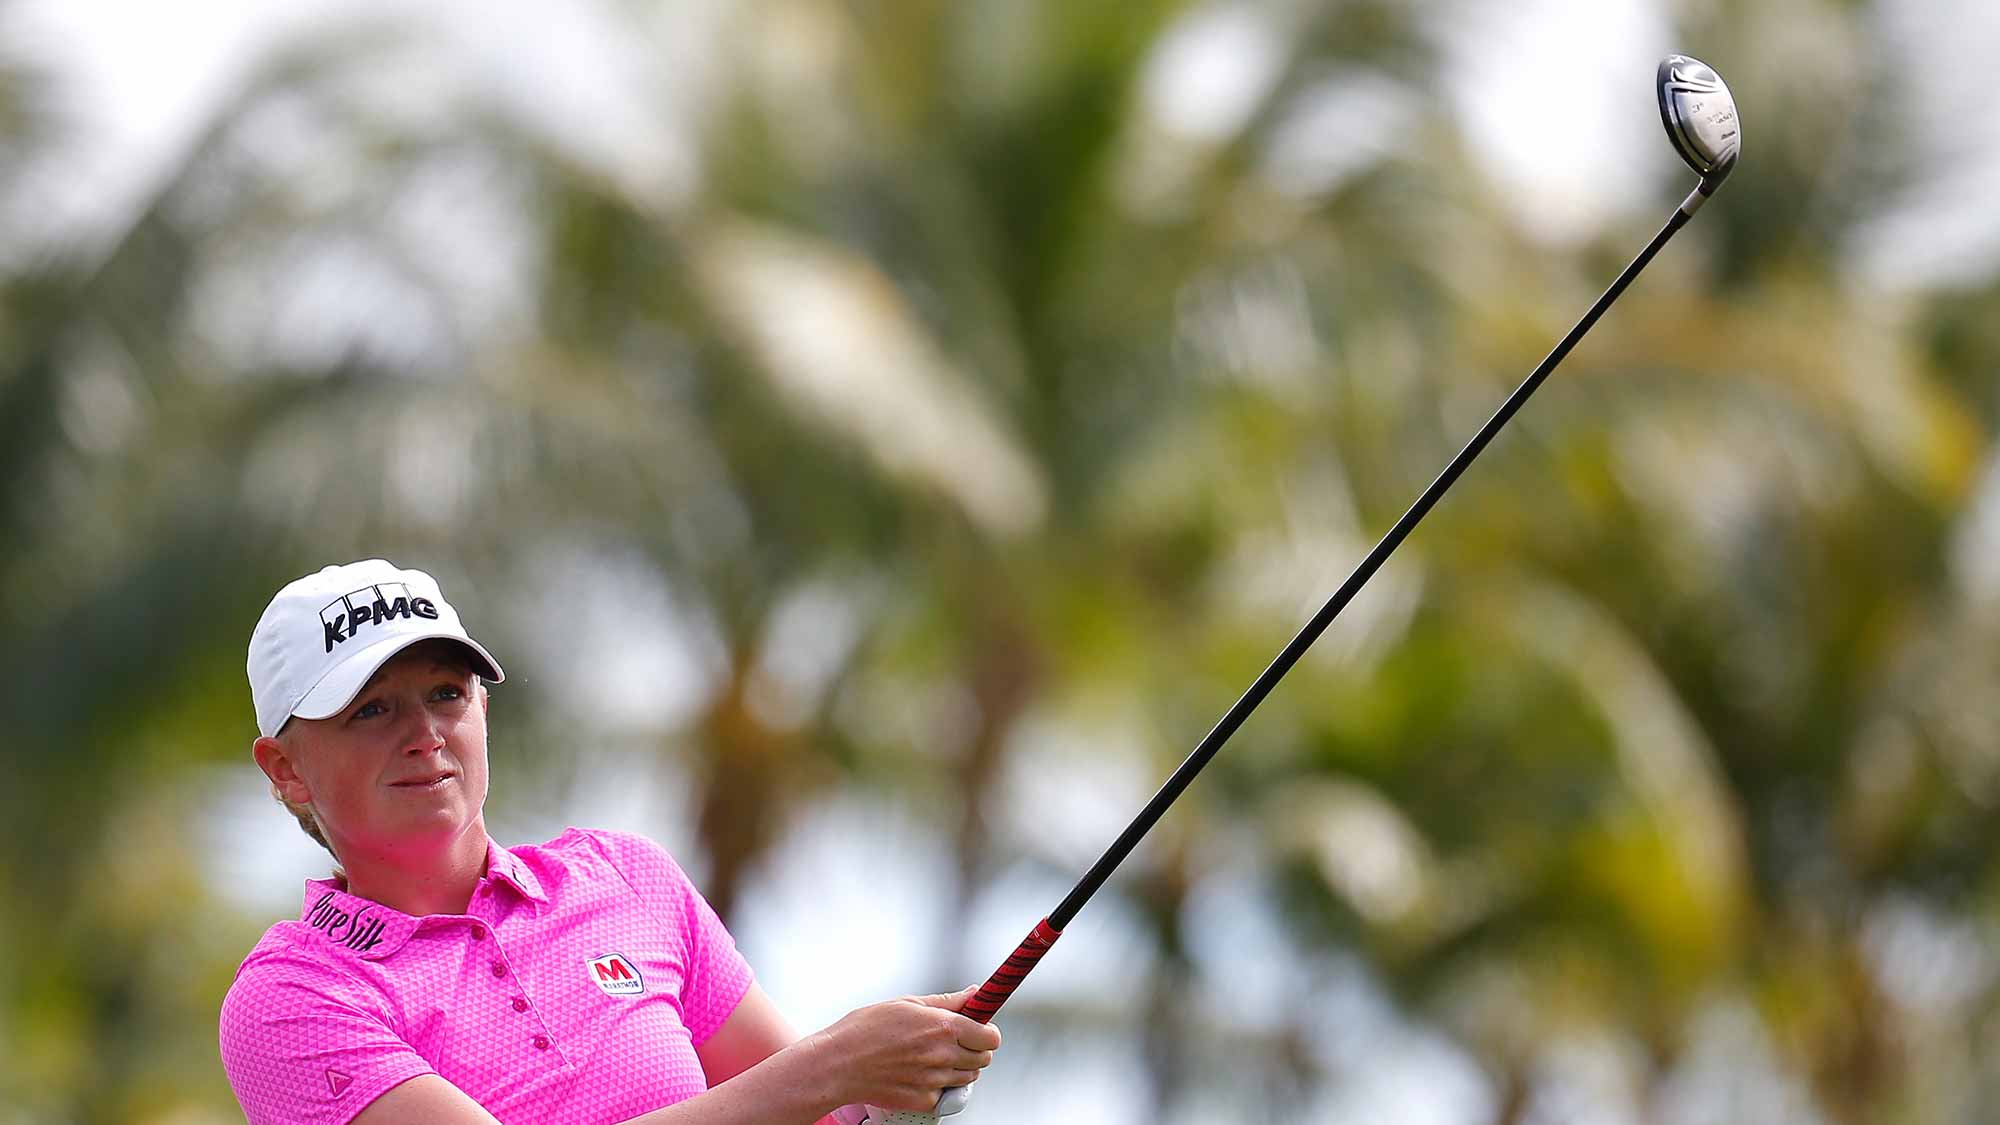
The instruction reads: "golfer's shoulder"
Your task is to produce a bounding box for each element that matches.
[522,826,691,893]
[222,924,375,1021]
[232,920,344,977]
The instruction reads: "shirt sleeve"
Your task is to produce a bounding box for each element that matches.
[584,829,756,1044]
[219,948,436,1125]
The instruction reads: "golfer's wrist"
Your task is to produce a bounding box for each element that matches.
[783,1027,856,1114]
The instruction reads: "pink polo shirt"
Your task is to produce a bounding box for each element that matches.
[219,828,755,1124]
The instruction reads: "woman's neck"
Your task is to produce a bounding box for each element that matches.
[338,822,492,917]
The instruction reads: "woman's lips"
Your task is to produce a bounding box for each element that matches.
[391,772,454,789]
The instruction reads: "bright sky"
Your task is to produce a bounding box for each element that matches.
[5,0,715,259]
[13,0,2000,282]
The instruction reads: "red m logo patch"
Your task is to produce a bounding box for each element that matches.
[586,953,645,996]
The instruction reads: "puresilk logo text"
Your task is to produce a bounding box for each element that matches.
[306,891,388,954]
[320,583,439,652]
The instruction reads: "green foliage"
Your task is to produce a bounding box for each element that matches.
[5,1,2000,1121]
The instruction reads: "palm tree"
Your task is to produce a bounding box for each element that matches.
[6,0,2000,1121]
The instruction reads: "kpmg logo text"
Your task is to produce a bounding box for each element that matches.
[320,583,439,651]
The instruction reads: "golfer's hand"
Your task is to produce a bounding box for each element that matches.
[807,987,1001,1112]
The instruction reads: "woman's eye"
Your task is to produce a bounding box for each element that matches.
[352,701,386,720]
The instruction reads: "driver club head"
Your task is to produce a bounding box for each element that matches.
[1657,54,1741,196]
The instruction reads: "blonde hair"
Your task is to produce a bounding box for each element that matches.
[268,741,345,879]
[275,785,338,858]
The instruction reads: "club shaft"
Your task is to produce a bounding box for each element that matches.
[1047,208,1690,931]
[1046,207,1694,936]
[961,207,1693,1025]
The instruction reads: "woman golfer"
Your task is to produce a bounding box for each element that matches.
[220,559,999,1124]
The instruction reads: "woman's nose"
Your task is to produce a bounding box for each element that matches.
[398,704,448,752]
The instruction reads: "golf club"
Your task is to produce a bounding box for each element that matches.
[860,52,1740,1125]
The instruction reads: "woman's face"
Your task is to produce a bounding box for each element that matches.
[266,641,491,862]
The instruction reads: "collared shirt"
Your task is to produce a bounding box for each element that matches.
[219,828,754,1124]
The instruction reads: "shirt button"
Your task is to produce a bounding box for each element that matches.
[512,998,529,1013]
[533,1035,551,1051]
[470,928,486,942]
[491,962,507,978]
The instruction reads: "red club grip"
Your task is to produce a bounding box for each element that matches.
[961,917,1063,1023]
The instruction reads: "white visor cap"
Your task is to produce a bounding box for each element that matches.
[248,559,505,738]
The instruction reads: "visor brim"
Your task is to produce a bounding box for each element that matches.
[291,632,505,723]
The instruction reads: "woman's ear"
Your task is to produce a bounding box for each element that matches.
[253,734,311,805]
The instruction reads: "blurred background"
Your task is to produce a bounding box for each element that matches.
[5,0,2000,1121]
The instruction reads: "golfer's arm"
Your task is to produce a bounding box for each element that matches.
[689,983,852,1125]
[348,986,842,1125]
[349,1076,504,1125]
[696,984,804,1085]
